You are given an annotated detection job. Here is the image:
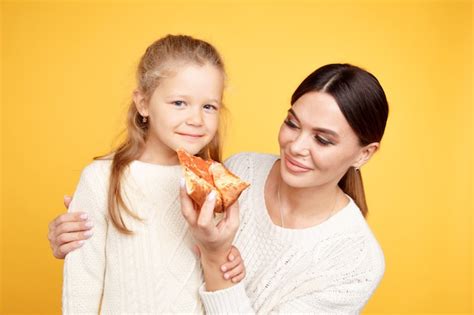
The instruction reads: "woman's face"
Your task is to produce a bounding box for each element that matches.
[278,91,376,189]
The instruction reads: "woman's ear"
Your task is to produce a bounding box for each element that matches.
[133,89,148,117]
[353,142,380,169]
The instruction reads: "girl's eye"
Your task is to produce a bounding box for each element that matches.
[283,119,299,129]
[172,101,185,107]
[203,104,218,111]
[315,135,333,146]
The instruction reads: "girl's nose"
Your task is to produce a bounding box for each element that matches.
[185,106,204,126]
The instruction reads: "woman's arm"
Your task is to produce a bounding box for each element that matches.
[180,180,383,314]
[199,234,384,314]
[179,181,241,291]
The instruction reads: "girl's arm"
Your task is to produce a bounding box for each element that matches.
[62,165,107,313]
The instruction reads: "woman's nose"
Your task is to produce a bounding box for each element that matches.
[288,132,311,157]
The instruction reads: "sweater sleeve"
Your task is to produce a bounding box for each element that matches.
[62,163,108,313]
[277,235,385,314]
[199,234,385,314]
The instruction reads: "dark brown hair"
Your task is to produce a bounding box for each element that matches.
[291,63,389,217]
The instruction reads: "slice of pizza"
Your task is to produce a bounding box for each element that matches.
[177,149,250,213]
[209,162,250,209]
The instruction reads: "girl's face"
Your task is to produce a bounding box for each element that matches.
[135,63,224,160]
[278,91,378,189]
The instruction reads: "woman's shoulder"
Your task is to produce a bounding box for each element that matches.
[224,152,278,172]
[224,152,278,184]
[321,201,385,275]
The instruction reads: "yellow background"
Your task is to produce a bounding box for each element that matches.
[1,0,472,314]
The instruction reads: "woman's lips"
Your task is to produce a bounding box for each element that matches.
[284,154,312,173]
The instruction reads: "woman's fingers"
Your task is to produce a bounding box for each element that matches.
[53,212,89,227]
[63,195,73,208]
[56,230,94,246]
[54,240,85,259]
[179,179,198,225]
[223,200,240,231]
[48,212,91,251]
[55,220,93,237]
[196,191,217,231]
[48,196,88,259]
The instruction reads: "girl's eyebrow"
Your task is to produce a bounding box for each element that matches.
[288,108,339,138]
[167,95,220,103]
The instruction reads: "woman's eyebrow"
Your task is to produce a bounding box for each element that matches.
[288,108,300,121]
[289,108,339,138]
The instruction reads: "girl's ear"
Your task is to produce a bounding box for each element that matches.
[133,89,149,117]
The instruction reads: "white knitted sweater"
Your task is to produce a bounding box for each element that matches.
[62,159,205,314]
[62,153,384,314]
[199,153,385,314]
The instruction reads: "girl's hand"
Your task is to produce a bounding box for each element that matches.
[193,244,246,283]
[47,195,93,259]
[222,245,246,283]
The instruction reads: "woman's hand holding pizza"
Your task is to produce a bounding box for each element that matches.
[179,182,240,258]
[178,149,249,289]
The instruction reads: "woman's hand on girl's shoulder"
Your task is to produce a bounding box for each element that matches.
[47,195,94,259]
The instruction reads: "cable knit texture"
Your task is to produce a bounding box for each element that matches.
[62,159,205,314]
[62,153,384,314]
[200,153,385,314]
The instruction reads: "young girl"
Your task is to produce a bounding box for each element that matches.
[61,35,244,313]
[181,64,388,313]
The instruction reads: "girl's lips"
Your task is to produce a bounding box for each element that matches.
[177,132,204,138]
[176,133,206,143]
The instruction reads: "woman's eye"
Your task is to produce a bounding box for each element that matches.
[203,104,218,111]
[315,136,332,146]
[284,119,298,129]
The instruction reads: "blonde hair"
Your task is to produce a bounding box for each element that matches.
[96,35,226,234]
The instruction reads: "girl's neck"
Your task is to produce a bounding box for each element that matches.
[138,139,179,166]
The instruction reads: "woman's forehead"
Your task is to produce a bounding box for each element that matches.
[292,92,347,127]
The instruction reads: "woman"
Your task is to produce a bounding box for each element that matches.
[51,63,388,313]
[181,63,388,313]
